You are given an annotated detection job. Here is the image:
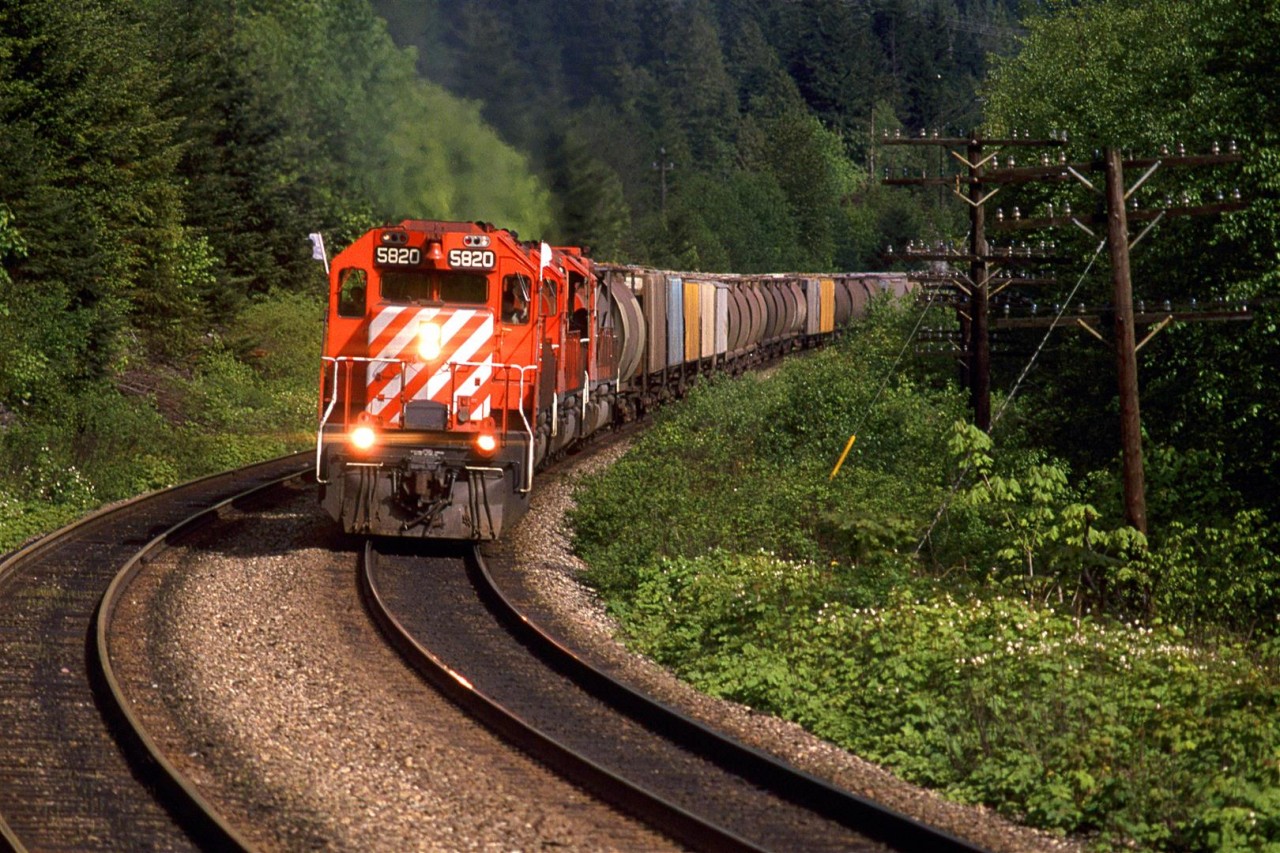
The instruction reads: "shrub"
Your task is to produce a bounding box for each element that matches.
[621,554,1280,848]
[1137,511,1280,640]
[571,302,968,601]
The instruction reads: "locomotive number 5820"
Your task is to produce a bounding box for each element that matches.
[374,246,421,266]
[448,248,495,270]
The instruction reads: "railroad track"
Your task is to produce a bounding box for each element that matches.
[2,446,994,850]
[0,454,308,851]
[365,540,985,852]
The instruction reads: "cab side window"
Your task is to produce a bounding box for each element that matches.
[540,279,558,317]
[337,268,367,318]
[501,274,531,324]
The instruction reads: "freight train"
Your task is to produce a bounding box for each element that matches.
[316,219,908,539]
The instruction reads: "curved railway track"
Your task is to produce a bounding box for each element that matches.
[0,454,308,851]
[365,540,985,852]
[2,446,997,850]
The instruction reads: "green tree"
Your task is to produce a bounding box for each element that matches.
[982,0,1280,522]
[760,107,865,270]
[549,132,631,260]
[0,0,184,407]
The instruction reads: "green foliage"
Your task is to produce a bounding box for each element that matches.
[981,0,1280,526]
[147,0,555,304]
[1137,511,1280,641]
[935,419,1148,610]
[670,171,800,273]
[757,107,866,271]
[571,301,967,599]
[180,291,320,438]
[0,0,183,408]
[224,290,324,385]
[374,79,554,236]
[375,0,1012,267]
[572,291,1280,849]
[621,557,1280,848]
[0,290,319,551]
[550,132,631,261]
[985,2,1205,146]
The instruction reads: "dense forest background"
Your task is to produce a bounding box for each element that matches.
[375,0,1025,270]
[0,0,1033,541]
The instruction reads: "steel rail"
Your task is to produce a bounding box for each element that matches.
[0,453,309,851]
[94,466,312,852]
[359,540,765,853]
[472,550,988,853]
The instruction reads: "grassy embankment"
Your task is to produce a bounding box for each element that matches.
[0,291,320,551]
[570,302,1280,851]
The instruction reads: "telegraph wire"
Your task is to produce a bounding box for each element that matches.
[912,238,1108,556]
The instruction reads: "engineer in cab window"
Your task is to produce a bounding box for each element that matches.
[502,274,531,324]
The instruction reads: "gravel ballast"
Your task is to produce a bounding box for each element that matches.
[110,484,672,851]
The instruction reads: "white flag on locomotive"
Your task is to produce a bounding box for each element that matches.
[538,241,551,279]
[308,232,329,273]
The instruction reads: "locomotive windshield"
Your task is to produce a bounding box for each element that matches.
[380,269,488,305]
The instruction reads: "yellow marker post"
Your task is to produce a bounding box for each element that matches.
[828,435,857,481]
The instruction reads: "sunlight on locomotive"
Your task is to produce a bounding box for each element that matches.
[350,425,377,450]
[418,320,442,361]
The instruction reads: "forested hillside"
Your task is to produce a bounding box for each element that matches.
[0,0,553,544]
[1,0,1032,546]
[375,0,1024,270]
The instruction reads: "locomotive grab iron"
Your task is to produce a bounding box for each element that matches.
[317,219,907,539]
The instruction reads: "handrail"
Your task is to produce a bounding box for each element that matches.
[315,355,404,483]
[315,355,539,492]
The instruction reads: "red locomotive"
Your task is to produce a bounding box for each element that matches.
[317,219,908,539]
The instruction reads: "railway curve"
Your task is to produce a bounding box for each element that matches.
[0,454,308,851]
[1,437,1063,850]
[366,538,984,852]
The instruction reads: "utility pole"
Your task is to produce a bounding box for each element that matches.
[967,136,991,430]
[652,147,674,217]
[986,143,1247,536]
[883,130,1064,431]
[1104,148,1146,533]
[883,132,1249,535]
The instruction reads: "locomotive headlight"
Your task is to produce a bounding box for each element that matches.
[474,432,498,456]
[350,425,377,451]
[418,321,442,361]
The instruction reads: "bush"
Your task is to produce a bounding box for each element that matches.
[570,297,1280,849]
[0,290,320,551]
[1137,511,1280,640]
[621,554,1280,848]
[571,302,969,601]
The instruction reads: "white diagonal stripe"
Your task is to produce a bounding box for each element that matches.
[426,315,493,399]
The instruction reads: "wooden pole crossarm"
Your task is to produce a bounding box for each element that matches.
[989,200,1246,231]
[1075,317,1106,342]
[1136,315,1175,351]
